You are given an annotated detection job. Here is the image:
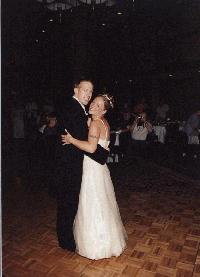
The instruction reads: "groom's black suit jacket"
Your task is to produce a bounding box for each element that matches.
[56,98,88,165]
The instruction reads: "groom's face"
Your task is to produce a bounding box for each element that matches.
[74,81,93,106]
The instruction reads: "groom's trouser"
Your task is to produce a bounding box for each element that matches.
[56,163,82,250]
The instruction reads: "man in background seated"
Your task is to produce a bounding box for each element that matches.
[183,110,200,144]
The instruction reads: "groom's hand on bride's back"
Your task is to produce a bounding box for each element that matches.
[85,144,109,165]
[61,129,71,145]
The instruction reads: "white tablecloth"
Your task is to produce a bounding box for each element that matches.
[188,136,199,144]
[153,125,166,144]
[107,131,122,163]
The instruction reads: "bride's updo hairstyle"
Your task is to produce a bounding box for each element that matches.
[98,94,114,111]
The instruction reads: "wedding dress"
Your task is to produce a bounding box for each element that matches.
[73,122,127,260]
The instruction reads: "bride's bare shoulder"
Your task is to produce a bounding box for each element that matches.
[89,119,101,130]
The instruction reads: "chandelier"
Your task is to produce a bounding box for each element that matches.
[37,0,116,11]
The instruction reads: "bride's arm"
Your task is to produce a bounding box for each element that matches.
[67,121,100,153]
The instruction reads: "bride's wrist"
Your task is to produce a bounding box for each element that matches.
[69,136,74,143]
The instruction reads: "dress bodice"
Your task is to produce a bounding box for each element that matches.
[94,118,110,150]
[98,138,110,150]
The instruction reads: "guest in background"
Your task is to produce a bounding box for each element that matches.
[25,97,38,125]
[129,112,153,142]
[183,110,200,144]
[24,97,40,182]
[133,97,149,115]
[128,112,153,157]
[32,112,58,191]
[43,112,58,196]
[115,103,133,159]
[156,98,169,122]
[37,112,49,133]
[11,99,26,181]
[43,112,58,136]
[12,99,25,141]
[120,102,132,128]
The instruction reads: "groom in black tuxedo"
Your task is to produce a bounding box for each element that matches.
[55,78,108,251]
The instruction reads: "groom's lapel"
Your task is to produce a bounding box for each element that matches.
[72,96,88,116]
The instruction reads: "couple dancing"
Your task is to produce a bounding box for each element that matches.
[56,78,127,260]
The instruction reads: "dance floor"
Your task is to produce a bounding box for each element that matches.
[2,158,200,277]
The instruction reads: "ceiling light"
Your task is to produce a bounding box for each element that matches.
[79,0,107,4]
[47,3,74,11]
[37,0,116,10]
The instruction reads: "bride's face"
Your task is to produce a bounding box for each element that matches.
[89,96,106,116]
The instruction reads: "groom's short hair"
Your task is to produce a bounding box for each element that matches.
[74,77,93,88]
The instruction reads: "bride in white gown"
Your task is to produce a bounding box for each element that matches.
[63,94,127,260]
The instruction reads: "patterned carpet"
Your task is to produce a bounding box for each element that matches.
[2,156,200,276]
